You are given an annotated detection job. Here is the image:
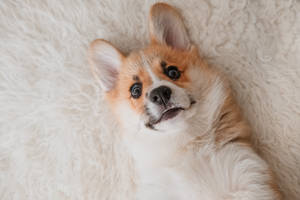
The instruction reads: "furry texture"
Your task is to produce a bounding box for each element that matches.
[0,0,299,199]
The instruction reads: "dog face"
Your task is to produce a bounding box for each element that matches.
[89,3,219,133]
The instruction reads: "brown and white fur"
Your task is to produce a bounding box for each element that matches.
[88,3,281,200]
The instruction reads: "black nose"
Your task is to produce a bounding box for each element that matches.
[149,86,172,106]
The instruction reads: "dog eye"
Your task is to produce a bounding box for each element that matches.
[166,66,181,80]
[130,82,142,99]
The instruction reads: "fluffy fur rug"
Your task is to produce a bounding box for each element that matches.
[0,0,299,199]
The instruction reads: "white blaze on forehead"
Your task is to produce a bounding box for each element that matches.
[139,52,160,82]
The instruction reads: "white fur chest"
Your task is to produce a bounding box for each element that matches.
[126,133,276,200]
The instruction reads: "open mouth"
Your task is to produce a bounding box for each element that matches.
[145,97,196,129]
[150,107,184,126]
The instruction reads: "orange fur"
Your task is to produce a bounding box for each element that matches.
[106,44,201,115]
[267,170,283,200]
[214,89,251,147]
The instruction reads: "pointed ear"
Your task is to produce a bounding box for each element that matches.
[88,39,124,92]
[149,3,190,51]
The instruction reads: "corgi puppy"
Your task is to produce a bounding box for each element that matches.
[88,3,281,200]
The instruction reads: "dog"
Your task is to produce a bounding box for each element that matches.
[88,3,282,200]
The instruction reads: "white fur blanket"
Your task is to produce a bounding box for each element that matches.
[0,0,299,199]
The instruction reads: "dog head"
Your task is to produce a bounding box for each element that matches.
[88,3,223,134]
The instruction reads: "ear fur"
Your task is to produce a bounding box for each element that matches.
[88,39,124,92]
[149,3,190,51]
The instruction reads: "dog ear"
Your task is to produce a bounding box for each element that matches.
[88,39,124,92]
[149,3,190,51]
